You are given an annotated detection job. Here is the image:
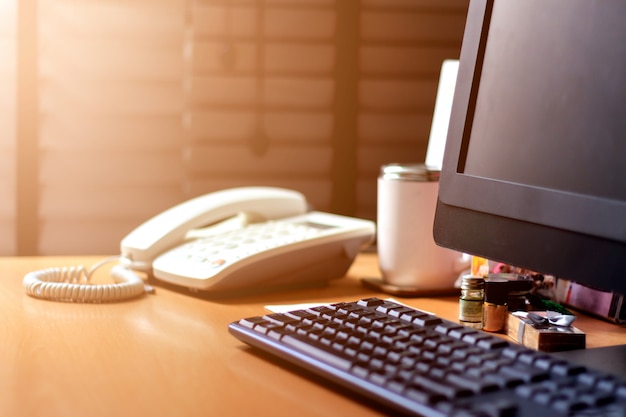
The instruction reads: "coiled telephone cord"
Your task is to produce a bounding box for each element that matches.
[23,257,152,303]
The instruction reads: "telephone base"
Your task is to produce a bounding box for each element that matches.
[150,211,375,294]
[147,238,365,298]
[146,273,331,299]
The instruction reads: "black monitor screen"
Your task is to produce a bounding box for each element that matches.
[464,1,626,200]
[434,0,626,294]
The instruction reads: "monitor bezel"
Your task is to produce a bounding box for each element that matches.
[437,0,626,244]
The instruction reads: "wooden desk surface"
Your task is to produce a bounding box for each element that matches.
[1,254,625,417]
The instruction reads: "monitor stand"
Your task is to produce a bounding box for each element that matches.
[553,344,626,379]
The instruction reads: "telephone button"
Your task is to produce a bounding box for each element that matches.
[209,259,226,268]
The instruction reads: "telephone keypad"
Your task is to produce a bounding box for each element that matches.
[150,210,375,291]
[171,221,326,268]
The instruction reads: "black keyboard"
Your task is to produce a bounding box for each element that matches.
[228,297,626,417]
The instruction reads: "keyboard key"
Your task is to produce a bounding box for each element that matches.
[400,310,429,322]
[286,311,316,326]
[438,341,469,354]
[389,306,420,318]
[551,395,589,413]
[515,383,551,398]
[477,337,509,350]
[449,327,480,340]
[500,365,550,383]
[412,374,472,399]
[282,334,353,371]
[412,315,443,327]
[357,297,385,307]
[501,345,527,359]
[368,370,388,385]
[375,301,403,314]
[307,306,336,319]
[445,372,500,394]
[238,316,266,329]
[435,323,465,335]
[405,385,446,405]
[462,332,493,345]
[579,391,615,407]
[475,399,519,417]
[253,322,283,335]
[597,377,624,393]
[551,362,587,377]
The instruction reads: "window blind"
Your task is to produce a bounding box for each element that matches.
[5,0,467,255]
[36,0,185,255]
[356,0,468,219]
[0,2,17,254]
[183,0,339,211]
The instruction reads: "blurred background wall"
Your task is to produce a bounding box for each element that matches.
[1,0,467,256]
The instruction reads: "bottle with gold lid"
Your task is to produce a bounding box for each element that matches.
[459,275,484,329]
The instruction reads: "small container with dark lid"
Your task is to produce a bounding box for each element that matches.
[488,273,534,312]
[483,277,509,332]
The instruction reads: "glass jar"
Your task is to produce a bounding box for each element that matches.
[459,275,485,329]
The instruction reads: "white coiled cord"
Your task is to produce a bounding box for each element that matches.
[23,257,152,303]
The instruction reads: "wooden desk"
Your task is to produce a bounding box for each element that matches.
[1,254,624,417]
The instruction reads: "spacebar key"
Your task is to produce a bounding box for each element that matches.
[282,335,353,371]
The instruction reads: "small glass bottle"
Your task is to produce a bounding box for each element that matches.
[459,275,485,329]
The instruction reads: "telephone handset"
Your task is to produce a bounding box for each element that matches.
[24,187,375,301]
[120,187,309,272]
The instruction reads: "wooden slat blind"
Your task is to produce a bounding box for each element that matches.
[36,0,185,254]
[0,2,17,254]
[356,0,468,219]
[4,0,467,255]
[183,0,338,211]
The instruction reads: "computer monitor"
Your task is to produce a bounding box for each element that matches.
[433,0,626,296]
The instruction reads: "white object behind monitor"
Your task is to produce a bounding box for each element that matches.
[425,59,459,171]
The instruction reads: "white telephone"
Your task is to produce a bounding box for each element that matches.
[120,186,375,293]
[24,187,375,301]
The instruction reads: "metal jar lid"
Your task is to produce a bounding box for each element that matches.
[461,275,485,290]
[380,163,440,182]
